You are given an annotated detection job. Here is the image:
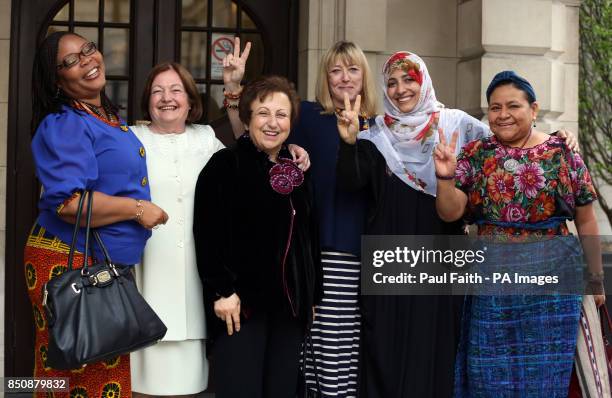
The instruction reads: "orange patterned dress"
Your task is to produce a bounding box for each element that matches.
[25,224,131,398]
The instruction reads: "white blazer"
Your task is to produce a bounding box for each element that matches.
[131,124,224,341]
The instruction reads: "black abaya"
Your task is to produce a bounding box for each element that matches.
[337,140,464,398]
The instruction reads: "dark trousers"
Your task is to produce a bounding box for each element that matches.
[212,309,304,398]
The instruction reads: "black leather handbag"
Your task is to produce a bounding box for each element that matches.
[43,190,167,370]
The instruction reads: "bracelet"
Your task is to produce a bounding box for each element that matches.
[223,98,239,110]
[56,191,82,215]
[586,271,605,283]
[435,173,455,180]
[223,87,242,100]
[135,199,144,223]
[586,280,605,295]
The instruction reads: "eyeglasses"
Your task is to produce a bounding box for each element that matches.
[56,42,97,70]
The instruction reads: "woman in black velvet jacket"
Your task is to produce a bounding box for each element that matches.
[193,75,322,398]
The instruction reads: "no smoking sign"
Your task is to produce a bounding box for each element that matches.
[211,34,234,79]
[212,37,234,61]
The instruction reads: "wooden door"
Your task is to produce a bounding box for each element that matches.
[5,0,297,377]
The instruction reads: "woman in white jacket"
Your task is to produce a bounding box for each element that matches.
[130,40,309,397]
[130,61,224,397]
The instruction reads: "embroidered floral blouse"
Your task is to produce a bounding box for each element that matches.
[455,135,597,237]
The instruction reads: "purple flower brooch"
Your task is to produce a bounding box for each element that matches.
[269,158,304,195]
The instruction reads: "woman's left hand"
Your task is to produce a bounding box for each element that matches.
[556,129,580,152]
[288,144,311,171]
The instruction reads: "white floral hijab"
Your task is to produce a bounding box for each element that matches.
[380,51,443,139]
[357,51,451,196]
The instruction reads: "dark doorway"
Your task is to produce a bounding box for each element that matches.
[5,0,298,377]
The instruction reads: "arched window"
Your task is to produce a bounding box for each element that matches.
[42,0,265,125]
[179,0,264,123]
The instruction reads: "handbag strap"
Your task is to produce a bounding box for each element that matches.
[92,230,113,265]
[81,189,94,272]
[67,190,114,273]
[67,191,87,271]
[81,192,115,271]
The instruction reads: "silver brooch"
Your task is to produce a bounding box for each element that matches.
[503,159,520,173]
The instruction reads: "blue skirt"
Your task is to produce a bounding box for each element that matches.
[454,236,583,397]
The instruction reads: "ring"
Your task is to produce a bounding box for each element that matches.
[153,225,159,229]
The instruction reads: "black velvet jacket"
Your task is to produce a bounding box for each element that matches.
[193,135,322,339]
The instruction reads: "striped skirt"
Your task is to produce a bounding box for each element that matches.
[303,251,361,397]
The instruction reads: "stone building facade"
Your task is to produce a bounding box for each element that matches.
[2,0,608,378]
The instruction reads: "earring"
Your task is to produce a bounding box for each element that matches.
[532,119,536,127]
[54,86,60,99]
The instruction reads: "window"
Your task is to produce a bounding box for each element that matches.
[46,0,132,120]
[180,0,264,122]
[42,0,266,125]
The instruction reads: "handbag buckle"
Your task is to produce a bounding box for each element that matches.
[89,270,113,287]
[71,283,82,294]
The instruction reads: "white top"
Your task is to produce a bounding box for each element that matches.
[359,108,489,197]
[131,123,225,341]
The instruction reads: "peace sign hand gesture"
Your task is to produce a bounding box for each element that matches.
[336,93,361,145]
[223,37,251,92]
[433,128,459,179]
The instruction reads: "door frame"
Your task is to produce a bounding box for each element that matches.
[5,0,298,377]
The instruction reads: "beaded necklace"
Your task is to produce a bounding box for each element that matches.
[73,100,129,131]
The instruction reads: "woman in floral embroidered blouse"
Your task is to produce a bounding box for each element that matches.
[434,70,604,396]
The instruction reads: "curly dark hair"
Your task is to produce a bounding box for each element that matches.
[238,75,300,127]
[31,31,116,135]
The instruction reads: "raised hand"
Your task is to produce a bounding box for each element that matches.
[223,37,251,92]
[336,93,361,145]
[433,128,459,179]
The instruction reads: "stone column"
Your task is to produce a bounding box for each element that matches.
[457,0,580,134]
[297,0,387,101]
[456,0,612,233]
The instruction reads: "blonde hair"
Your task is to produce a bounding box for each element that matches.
[315,41,378,117]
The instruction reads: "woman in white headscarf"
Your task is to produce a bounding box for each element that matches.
[335,50,486,398]
[336,51,578,397]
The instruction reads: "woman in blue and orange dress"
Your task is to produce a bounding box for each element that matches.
[26,31,168,397]
[434,71,605,396]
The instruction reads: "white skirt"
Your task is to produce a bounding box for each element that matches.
[131,339,208,395]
